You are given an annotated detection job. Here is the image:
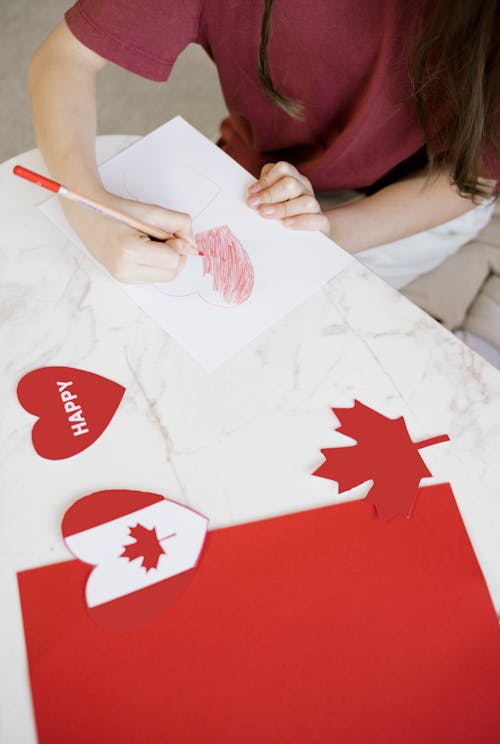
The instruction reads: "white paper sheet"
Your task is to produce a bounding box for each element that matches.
[41,117,354,370]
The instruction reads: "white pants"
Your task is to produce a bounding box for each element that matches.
[318,192,495,290]
[454,329,500,369]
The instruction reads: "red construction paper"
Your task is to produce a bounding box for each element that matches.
[61,490,208,630]
[313,400,450,519]
[17,366,125,459]
[18,484,500,743]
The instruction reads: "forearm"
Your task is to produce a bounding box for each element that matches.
[28,21,194,284]
[327,170,478,253]
[29,21,106,197]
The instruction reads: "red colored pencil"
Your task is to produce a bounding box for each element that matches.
[13,165,201,255]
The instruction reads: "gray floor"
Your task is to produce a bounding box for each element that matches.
[0,0,228,162]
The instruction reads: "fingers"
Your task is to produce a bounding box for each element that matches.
[247,161,313,209]
[159,210,196,250]
[258,194,321,220]
[126,199,197,254]
[134,237,191,267]
[105,233,188,283]
[283,212,331,236]
[257,162,275,182]
[256,161,312,193]
[246,161,329,235]
[476,176,497,198]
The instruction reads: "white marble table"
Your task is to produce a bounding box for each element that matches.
[1,137,500,744]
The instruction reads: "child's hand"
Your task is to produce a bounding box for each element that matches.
[246,162,331,236]
[63,190,195,283]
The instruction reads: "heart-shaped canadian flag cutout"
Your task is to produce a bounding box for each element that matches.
[17,367,125,460]
[62,490,208,630]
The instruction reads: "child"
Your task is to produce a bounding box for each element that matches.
[29,1,499,286]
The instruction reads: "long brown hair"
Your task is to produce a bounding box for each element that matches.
[258,0,303,117]
[258,0,500,200]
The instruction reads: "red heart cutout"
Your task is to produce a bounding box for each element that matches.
[17,366,125,460]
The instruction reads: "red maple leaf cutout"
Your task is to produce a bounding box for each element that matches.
[313,400,450,520]
[120,523,174,572]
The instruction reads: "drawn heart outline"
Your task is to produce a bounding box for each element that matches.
[62,489,208,630]
[17,366,125,460]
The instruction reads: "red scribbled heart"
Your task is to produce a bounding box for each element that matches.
[17,366,125,460]
[156,224,255,308]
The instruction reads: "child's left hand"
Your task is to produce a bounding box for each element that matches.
[247,161,331,236]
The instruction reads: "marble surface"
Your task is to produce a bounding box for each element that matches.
[1,137,500,744]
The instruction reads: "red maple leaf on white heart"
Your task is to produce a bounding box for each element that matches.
[61,490,209,628]
[120,523,175,572]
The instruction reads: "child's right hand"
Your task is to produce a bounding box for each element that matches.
[62,190,195,283]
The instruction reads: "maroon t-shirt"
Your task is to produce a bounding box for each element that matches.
[66,0,432,191]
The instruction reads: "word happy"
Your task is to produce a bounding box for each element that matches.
[57,380,89,437]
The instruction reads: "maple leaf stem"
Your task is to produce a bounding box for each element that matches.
[158,532,177,543]
[415,434,450,450]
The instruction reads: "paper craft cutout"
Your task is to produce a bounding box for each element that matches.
[156,224,254,307]
[313,400,450,520]
[18,484,500,743]
[17,367,125,460]
[62,489,208,629]
[40,117,354,370]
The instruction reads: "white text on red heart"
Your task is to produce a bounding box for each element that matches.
[57,380,89,437]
